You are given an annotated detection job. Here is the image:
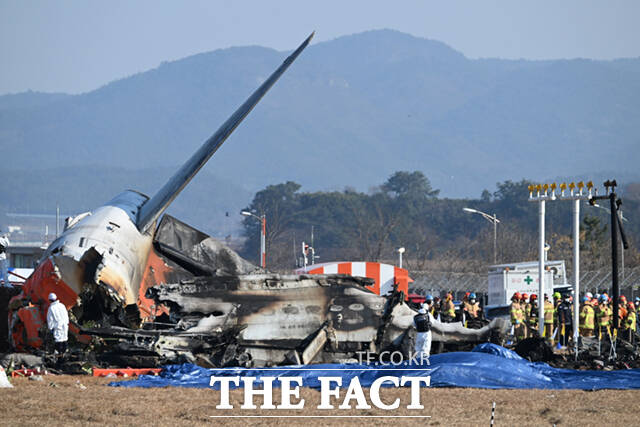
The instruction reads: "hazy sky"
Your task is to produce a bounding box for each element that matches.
[1,0,639,95]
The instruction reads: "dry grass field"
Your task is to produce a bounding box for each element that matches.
[1,375,639,426]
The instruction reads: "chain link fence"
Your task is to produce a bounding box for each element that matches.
[410,266,640,300]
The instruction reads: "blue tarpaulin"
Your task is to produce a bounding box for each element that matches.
[111,344,640,390]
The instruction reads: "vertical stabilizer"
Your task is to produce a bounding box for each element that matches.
[137,32,314,233]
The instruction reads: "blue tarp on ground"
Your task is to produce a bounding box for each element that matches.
[111,344,640,390]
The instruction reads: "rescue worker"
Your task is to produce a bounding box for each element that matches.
[552,292,562,334]
[618,295,628,324]
[528,294,539,333]
[424,294,434,316]
[624,302,636,343]
[579,296,595,337]
[0,231,9,286]
[414,307,432,359]
[636,297,640,333]
[556,295,573,347]
[521,293,530,338]
[543,294,555,342]
[510,292,525,341]
[522,293,530,309]
[440,293,455,323]
[46,293,69,355]
[432,297,441,320]
[595,295,612,339]
[463,292,482,320]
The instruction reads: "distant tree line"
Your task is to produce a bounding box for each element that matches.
[240,171,640,273]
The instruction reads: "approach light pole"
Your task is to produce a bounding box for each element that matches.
[241,211,266,268]
[463,207,500,263]
[529,181,595,349]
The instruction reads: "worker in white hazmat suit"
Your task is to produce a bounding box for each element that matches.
[0,231,10,286]
[46,293,69,354]
[414,306,432,360]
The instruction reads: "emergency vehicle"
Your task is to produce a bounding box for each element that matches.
[485,260,572,318]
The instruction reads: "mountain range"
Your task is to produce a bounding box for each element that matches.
[1,29,639,235]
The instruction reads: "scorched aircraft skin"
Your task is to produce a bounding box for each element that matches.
[8,32,508,367]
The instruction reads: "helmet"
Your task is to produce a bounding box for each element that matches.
[599,295,607,303]
[628,302,635,310]
[586,292,593,299]
[48,293,57,301]
[553,292,561,299]
[425,294,433,302]
[531,294,538,300]
[512,292,521,300]
[418,307,427,314]
[469,293,476,299]
[620,295,627,303]
[522,293,529,300]
[465,292,470,297]
[635,297,640,302]
[582,296,589,303]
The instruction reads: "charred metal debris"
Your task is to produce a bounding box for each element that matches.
[3,216,509,370]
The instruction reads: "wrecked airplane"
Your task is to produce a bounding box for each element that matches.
[7,31,508,368]
[80,216,509,367]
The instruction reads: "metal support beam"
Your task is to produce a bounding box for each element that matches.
[538,200,546,336]
[572,199,580,350]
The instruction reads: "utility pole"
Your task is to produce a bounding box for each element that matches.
[492,213,497,264]
[590,180,629,330]
[56,203,60,238]
[310,226,315,265]
[241,211,267,268]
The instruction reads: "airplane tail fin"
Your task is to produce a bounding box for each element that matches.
[136,32,315,233]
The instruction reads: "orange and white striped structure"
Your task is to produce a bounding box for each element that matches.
[296,262,412,300]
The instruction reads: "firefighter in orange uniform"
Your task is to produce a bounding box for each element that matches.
[463,293,481,319]
[510,293,525,341]
[624,302,636,342]
[521,293,530,338]
[579,296,595,337]
[440,293,455,323]
[543,294,555,342]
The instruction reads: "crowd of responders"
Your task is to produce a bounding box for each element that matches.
[507,291,638,346]
[418,292,639,346]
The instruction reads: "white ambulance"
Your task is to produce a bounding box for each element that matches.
[485,260,572,318]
